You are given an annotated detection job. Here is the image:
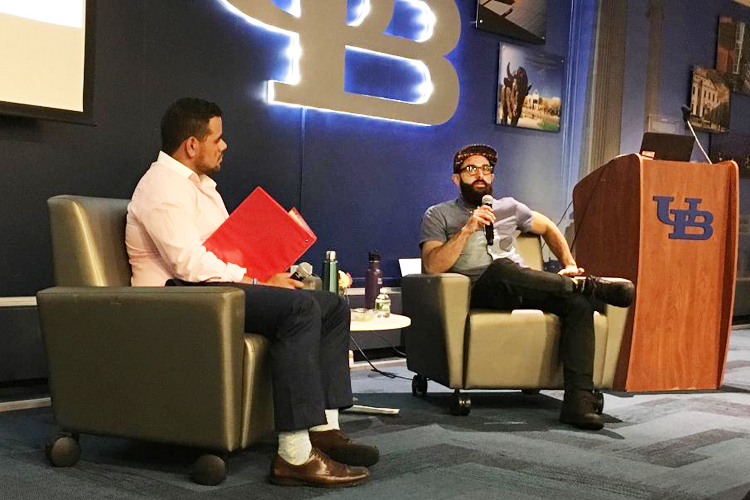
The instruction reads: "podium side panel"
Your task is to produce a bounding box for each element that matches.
[717,161,739,387]
[628,160,734,390]
[572,155,641,281]
[572,154,641,390]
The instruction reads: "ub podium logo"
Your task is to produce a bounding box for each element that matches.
[653,196,714,240]
[220,0,460,125]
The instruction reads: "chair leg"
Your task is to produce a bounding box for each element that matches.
[191,452,228,486]
[449,390,471,416]
[412,374,428,397]
[45,432,81,467]
[593,390,604,414]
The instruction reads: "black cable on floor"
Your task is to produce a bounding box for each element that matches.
[367,330,407,358]
[349,335,411,381]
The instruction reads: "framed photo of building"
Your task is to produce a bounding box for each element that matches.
[497,43,563,132]
[716,16,750,94]
[688,66,731,133]
[476,0,546,45]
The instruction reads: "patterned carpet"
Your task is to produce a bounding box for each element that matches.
[1,330,749,499]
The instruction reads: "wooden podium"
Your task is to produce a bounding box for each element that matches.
[572,154,738,391]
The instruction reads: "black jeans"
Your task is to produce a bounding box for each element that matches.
[470,259,595,391]
[168,280,352,432]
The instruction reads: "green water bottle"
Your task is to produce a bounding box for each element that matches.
[322,250,338,293]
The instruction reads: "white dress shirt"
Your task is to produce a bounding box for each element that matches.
[126,151,247,286]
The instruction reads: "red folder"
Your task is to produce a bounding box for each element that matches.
[203,187,317,282]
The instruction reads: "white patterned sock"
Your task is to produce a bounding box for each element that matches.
[277,430,312,465]
[310,409,340,432]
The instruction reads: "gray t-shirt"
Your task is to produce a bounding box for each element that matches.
[419,197,534,280]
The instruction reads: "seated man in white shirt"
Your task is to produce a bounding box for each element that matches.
[126,97,377,488]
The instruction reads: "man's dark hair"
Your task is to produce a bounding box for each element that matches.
[160,98,223,155]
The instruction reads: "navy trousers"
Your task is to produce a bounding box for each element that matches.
[169,280,352,432]
[469,259,595,391]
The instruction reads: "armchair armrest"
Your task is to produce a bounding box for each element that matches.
[587,277,633,388]
[600,303,630,388]
[401,273,471,388]
[37,286,247,451]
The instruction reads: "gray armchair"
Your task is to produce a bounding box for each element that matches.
[36,195,274,485]
[402,233,629,415]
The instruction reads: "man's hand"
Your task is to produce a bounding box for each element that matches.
[558,265,585,277]
[261,273,305,289]
[463,205,495,234]
[421,205,495,275]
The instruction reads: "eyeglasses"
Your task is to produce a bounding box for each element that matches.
[460,164,494,176]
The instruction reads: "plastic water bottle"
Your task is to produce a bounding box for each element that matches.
[375,288,391,318]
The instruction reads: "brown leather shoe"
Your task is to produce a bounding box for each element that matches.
[309,429,380,467]
[270,447,370,488]
[559,389,605,431]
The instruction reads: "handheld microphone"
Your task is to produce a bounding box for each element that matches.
[481,195,494,246]
[681,105,712,164]
[291,262,313,281]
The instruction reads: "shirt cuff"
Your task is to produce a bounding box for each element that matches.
[222,263,247,283]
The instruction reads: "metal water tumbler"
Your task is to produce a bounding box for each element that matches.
[365,251,383,309]
[322,250,338,293]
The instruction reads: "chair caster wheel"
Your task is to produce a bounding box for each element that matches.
[412,375,428,397]
[192,453,227,486]
[521,389,540,395]
[594,391,604,414]
[45,433,81,467]
[449,390,471,416]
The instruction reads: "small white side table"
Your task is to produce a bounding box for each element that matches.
[346,313,411,416]
[350,313,411,332]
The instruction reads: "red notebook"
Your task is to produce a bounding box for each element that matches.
[203,187,317,282]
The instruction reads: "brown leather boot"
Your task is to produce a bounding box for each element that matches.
[559,389,604,430]
[309,429,380,467]
[270,447,370,488]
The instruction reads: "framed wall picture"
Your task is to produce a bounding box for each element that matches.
[476,0,546,44]
[688,66,731,133]
[716,15,750,94]
[497,43,563,132]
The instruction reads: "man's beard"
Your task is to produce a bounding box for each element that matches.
[196,157,222,176]
[459,179,493,207]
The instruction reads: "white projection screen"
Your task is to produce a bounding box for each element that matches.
[0,0,95,122]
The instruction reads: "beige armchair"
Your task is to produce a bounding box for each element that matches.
[402,234,629,415]
[36,195,274,485]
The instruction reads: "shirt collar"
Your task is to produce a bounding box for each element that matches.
[457,196,476,211]
[155,151,217,189]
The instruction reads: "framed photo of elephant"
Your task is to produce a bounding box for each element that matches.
[497,43,564,132]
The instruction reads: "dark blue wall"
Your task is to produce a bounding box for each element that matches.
[620,0,750,211]
[0,0,588,295]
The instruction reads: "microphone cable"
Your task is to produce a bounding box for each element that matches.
[569,160,613,253]
[539,161,611,257]
[539,198,574,254]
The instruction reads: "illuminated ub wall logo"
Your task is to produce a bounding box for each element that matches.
[220,0,461,125]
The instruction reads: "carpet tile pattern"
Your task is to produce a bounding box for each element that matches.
[0,330,749,499]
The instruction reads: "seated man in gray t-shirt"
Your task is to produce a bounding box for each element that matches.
[419,144,634,431]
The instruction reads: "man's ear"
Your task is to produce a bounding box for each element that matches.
[452,173,460,186]
[183,136,199,159]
